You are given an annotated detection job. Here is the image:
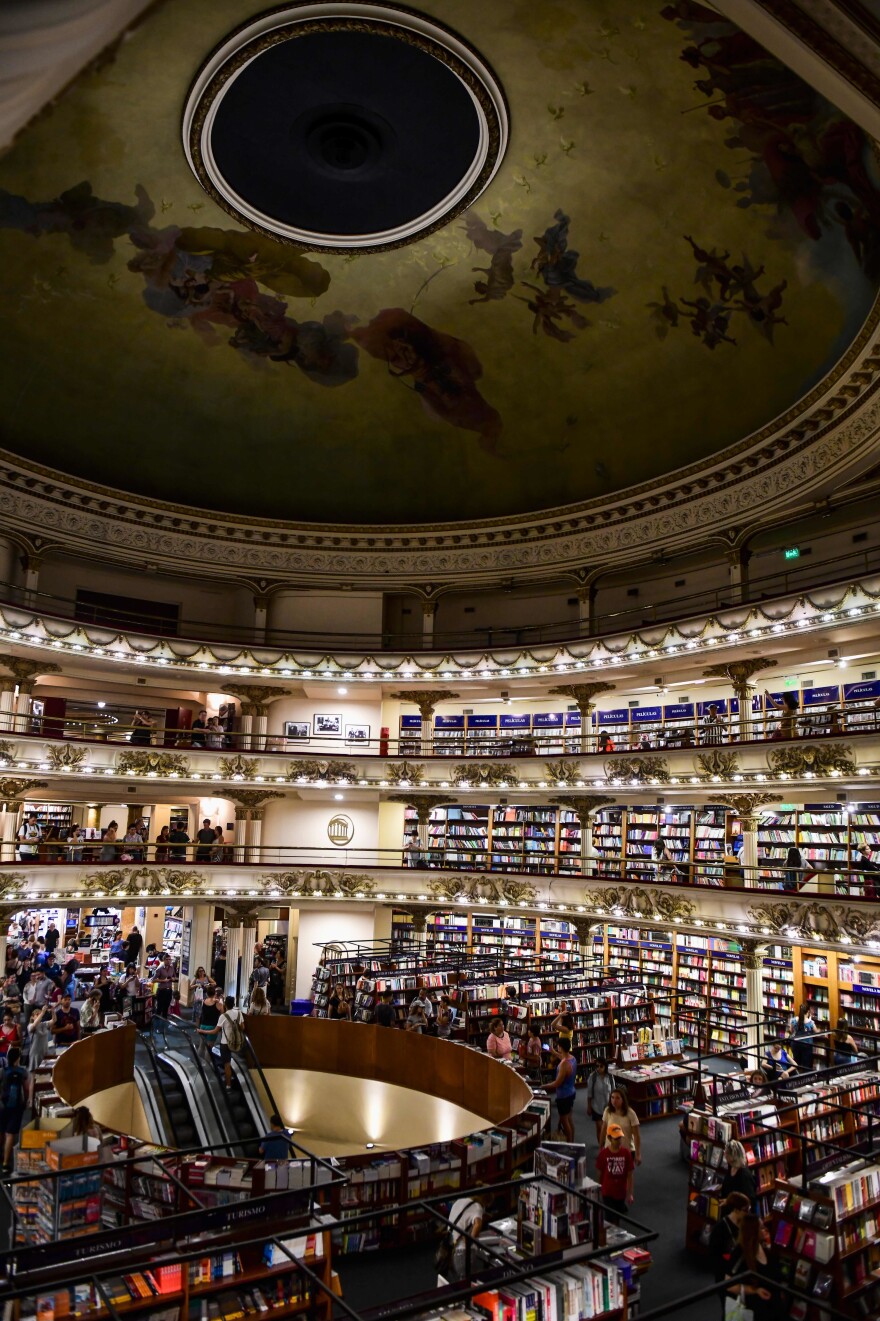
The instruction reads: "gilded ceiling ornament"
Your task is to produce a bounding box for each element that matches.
[260,871,309,896]
[218,754,260,780]
[710,793,778,831]
[387,792,455,824]
[219,684,292,714]
[283,869,375,898]
[0,655,61,684]
[288,758,357,782]
[556,794,616,823]
[702,657,777,700]
[604,755,670,784]
[544,760,584,787]
[746,901,841,941]
[738,938,766,971]
[46,744,88,771]
[226,789,284,811]
[0,741,15,761]
[386,761,425,786]
[390,690,460,720]
[695,749,740,779]
[116,749,190,777]
[0,777,48,803]
[548,681,616,712]
[427,872,538,906]
[766,742,857,777]
[451,762,511,788]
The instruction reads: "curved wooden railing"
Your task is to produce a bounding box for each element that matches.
[53,1022,137,1106]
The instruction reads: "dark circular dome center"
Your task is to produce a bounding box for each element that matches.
[207,29,482,239]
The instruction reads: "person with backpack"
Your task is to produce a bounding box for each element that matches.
[1,1046,27,1172]
[209,996,245,1091]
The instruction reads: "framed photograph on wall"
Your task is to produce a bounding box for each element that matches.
[284,721,311,741]
[314,713,342,736]
[346,723,370,744]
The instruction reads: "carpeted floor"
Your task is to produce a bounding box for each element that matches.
[335,1098,717,1318]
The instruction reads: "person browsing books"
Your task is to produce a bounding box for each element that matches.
[486,1018,513,1060]
[259,1114,295,1160]
[720,1140,757,1206]
[599,1087,642,1165]
[596,1125,634,1219]
[726,1214,779,1321]
[763,1039,797,1081]
[543,1038,577,1143]
[585,1058,613,1144]
[787,1002,816,1069]
[708,1192,750,1294]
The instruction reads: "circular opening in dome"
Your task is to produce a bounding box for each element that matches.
[182,3,508,252]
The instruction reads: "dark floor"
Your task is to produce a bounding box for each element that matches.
[335,1100,715,1318]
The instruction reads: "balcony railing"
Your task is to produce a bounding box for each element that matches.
[4,844,878,899]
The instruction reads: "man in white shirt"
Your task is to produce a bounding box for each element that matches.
[23,970,52,1019]
[210,996,245,1091]
[700,704,724,745]
[16,813,41,862]
[409,990,434,1020]
[442,1194,484,1282]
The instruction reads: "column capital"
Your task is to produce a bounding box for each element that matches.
[0,655,62,685]
[387,792,455,825]
[220,684,292,716]
[234,805,250,822]
[390,689,459,720]
[421,601,438,618]
[548,681,615,715]
[702,657,777,701]
[557,794,616,825]
[228,790,284,812]
[713,793,777,830]
[222,902,261,929]
[739,938,767,971]
[389,903,428,935]
[0,777,48,806]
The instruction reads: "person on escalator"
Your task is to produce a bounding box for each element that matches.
[154,955,176,1022]
[210,996,245,1091]
[197,985,223,1051]
[259,1114,295,1160]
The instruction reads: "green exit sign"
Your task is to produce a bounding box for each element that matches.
[784,546,800,560]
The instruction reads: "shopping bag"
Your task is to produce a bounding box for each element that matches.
[725,1289,749,1320]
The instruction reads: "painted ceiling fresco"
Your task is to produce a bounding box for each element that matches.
[0,0,878,526]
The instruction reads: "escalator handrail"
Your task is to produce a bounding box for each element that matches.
[151,1014,235,1156]
[135,1029,183,1148]
[167,1011,283,1145]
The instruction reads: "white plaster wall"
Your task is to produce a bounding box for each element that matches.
[295,904,377,998]
[260,796,379,867]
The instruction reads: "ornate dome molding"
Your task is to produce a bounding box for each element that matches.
[1,300,879,588]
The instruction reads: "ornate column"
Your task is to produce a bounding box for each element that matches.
[421,600,437,649]
[253,593,270,645]
[388,792,455,863]
[702,658,777,743]
[222,905,260,1000]
[714,794,777,888]
[726,546,752,605]
[558,794,615,877]
[248,807,265,865]
[0,678,15,734]
[740,939,768,1068]
[549,683,616,754]
[391,689,459,757]
[0,657,61,735]
[228,791,284,865]
[220,684,291,751]
[0,777,48,861]
[233,806,249,863]
[571,916,600,968]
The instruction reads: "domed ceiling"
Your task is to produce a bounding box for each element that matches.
[0,0,878,527]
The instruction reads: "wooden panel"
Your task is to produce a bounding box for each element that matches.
[53,1023,137,1105]
[245,1017,531,1123]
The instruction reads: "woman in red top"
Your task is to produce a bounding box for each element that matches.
[486,1018,513,1060]
[0,1008,20,1058]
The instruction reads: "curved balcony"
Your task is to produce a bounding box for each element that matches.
[0,566,878,682]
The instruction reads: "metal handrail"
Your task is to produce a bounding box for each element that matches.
[153,1014,237,1156]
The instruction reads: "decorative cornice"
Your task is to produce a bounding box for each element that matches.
[766,742,857,777]
[0,297,879,584]
[451,761,516,788]
[695,749,741,780]
[116,749,189,777]
[0,777,48,802]
[604,755,670,785]
[548,682,616,712]
[591,886,697,923]
[218,754,260,781]
[386,761,426,786]
[288,759,357,783]
[426,872,538,906]
[258,869,375,898]
[46,744,88,771]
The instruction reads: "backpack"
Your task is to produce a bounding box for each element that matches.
[224,1010,244,1054]
[1,1066,26,1111]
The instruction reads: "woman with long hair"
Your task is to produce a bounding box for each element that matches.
[727,1213,779,1319]
[585,1058,613,1144]
[599,1087,642,1165]
[788,1002,815,1069]
[833,1017,859,1064]
[189,966,211,1026]
[248,986,271,1016]
[720,1139,756,1205]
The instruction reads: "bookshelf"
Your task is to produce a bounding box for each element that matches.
[538,918,578,962]
[491,805,558,874]
[693,808,729,883]
[433,713,465,755]
[763,947,795,1037]
[162,912,183,962]
[592,808,624,877]
[707,946,748,1054]
[675,935,710,1053]
[466,713,500,755]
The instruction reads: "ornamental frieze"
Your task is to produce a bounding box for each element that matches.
[451,762,513,789]
[426,873,538,906]
[259,869,375,898]
[116,750,190,777]
[766,742,857,777]
[603,755,670,785]
[46,744,88,771]
[591,886,696,922]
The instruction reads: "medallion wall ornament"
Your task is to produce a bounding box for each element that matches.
[452,762,513,788]
[45,745,88,771]
[592,886,697,922]
[746,901,842,941]
[260,869,375,898]
[116,750,190,777]
[766,743,857,777]
[426,872,538,906]
[218,754,260,780]
[288,758,357,782]
[386,762,425,786]
[604,755,670,785]
[695,749,741,779]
